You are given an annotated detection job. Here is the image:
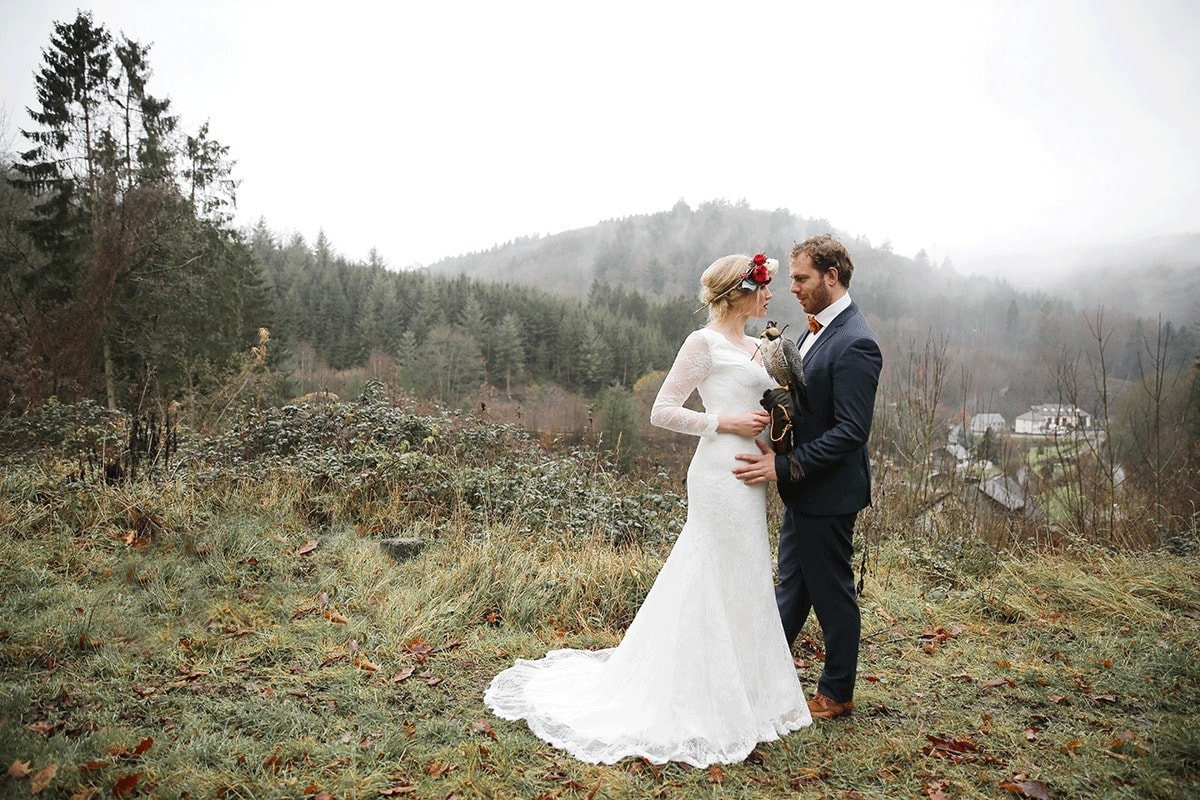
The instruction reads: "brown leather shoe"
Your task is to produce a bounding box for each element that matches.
[808,693,854,719]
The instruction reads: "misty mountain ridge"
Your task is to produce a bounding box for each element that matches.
[1058,232,1200,325]
[427,200,1199,329]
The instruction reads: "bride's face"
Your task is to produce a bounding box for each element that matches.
[747,284,772,319]
[729,285,772,321]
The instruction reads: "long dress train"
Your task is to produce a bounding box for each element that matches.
[484,327,811,766]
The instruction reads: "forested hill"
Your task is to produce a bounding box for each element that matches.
[425,199,994,342]
[428,200,1200,329]
[429,200,888,304]
[426,198,1197,355]
[247,205,1197,427]
[415,199,1197,419]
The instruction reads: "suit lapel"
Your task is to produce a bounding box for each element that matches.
[802,302,857,365]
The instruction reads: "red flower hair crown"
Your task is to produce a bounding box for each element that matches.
[739,253,774,291]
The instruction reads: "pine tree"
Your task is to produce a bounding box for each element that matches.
[8,11,270,407]
[596,383,641,471]
[492,312,526,396]
[14,11,115,305]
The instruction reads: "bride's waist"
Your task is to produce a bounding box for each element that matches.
[697,432,761,454]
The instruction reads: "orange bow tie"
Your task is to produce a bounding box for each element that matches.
[807,315,822,335]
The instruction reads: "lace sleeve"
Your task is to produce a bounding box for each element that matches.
[650,331,719,438]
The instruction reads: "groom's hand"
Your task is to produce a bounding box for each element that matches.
[733,439,778,484]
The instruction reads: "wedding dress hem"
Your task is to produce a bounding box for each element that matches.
[485,651,811,767]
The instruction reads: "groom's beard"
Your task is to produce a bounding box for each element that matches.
[801,281,832,316]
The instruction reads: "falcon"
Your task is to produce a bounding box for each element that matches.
[757,321,807,480]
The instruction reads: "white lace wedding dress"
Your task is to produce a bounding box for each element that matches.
[484,327,811,766]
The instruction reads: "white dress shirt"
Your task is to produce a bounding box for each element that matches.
[799,293,852,358]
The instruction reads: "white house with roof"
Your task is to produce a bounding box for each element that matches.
[1014,403,1094,435]
[930,443,972,474]
[969,413,1007,434]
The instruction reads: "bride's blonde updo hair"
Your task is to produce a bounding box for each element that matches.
[698,253,777,322]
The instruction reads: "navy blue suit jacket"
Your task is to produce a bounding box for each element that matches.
[774,301,882,516]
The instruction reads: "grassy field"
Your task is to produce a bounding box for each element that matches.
[1,400,1197,799]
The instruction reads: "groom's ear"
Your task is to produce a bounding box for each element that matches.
[825,267,839,287]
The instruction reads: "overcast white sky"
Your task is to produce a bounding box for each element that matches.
[3,1,1198,279]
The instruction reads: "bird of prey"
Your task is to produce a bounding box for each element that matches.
[757,321,807,479]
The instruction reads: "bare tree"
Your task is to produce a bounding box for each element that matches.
[1121,317,1190,537]
[878,330,952,514]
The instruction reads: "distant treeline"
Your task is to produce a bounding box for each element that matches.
[250,224,699,402]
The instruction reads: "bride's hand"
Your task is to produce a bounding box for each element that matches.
[717,410,770,437]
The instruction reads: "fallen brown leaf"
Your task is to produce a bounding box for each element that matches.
[708,765,724,784]
[6,760,31,779]
[108,737,153,761]
[924,779,951,800]
[324,609,348,624]
[298,539,320,556]
[30,764,58,794]
[468,718,497,739]
[393,667,415,683]
[426,761,454,777]
[923,735,980,761]
[1109,731,1148,757]
[112,772,141,799]
[920,627,956,643]
[404,637,434,663]
[356,657,379,672]
[999,778,1050,800]
[380,784,418,796]
[559,780,589,792]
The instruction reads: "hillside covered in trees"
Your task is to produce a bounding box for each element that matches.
[424,199,1198,421]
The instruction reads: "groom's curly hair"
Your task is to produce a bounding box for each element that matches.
[792,234,854,288]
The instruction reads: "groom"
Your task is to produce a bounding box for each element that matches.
[733,234,882,719]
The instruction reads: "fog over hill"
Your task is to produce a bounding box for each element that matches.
[428,200,1200,329]
[956,232,1200,326]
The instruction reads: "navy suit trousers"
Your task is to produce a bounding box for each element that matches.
[776,507,860,703]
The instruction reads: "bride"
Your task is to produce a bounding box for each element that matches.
[484,253,812,766]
